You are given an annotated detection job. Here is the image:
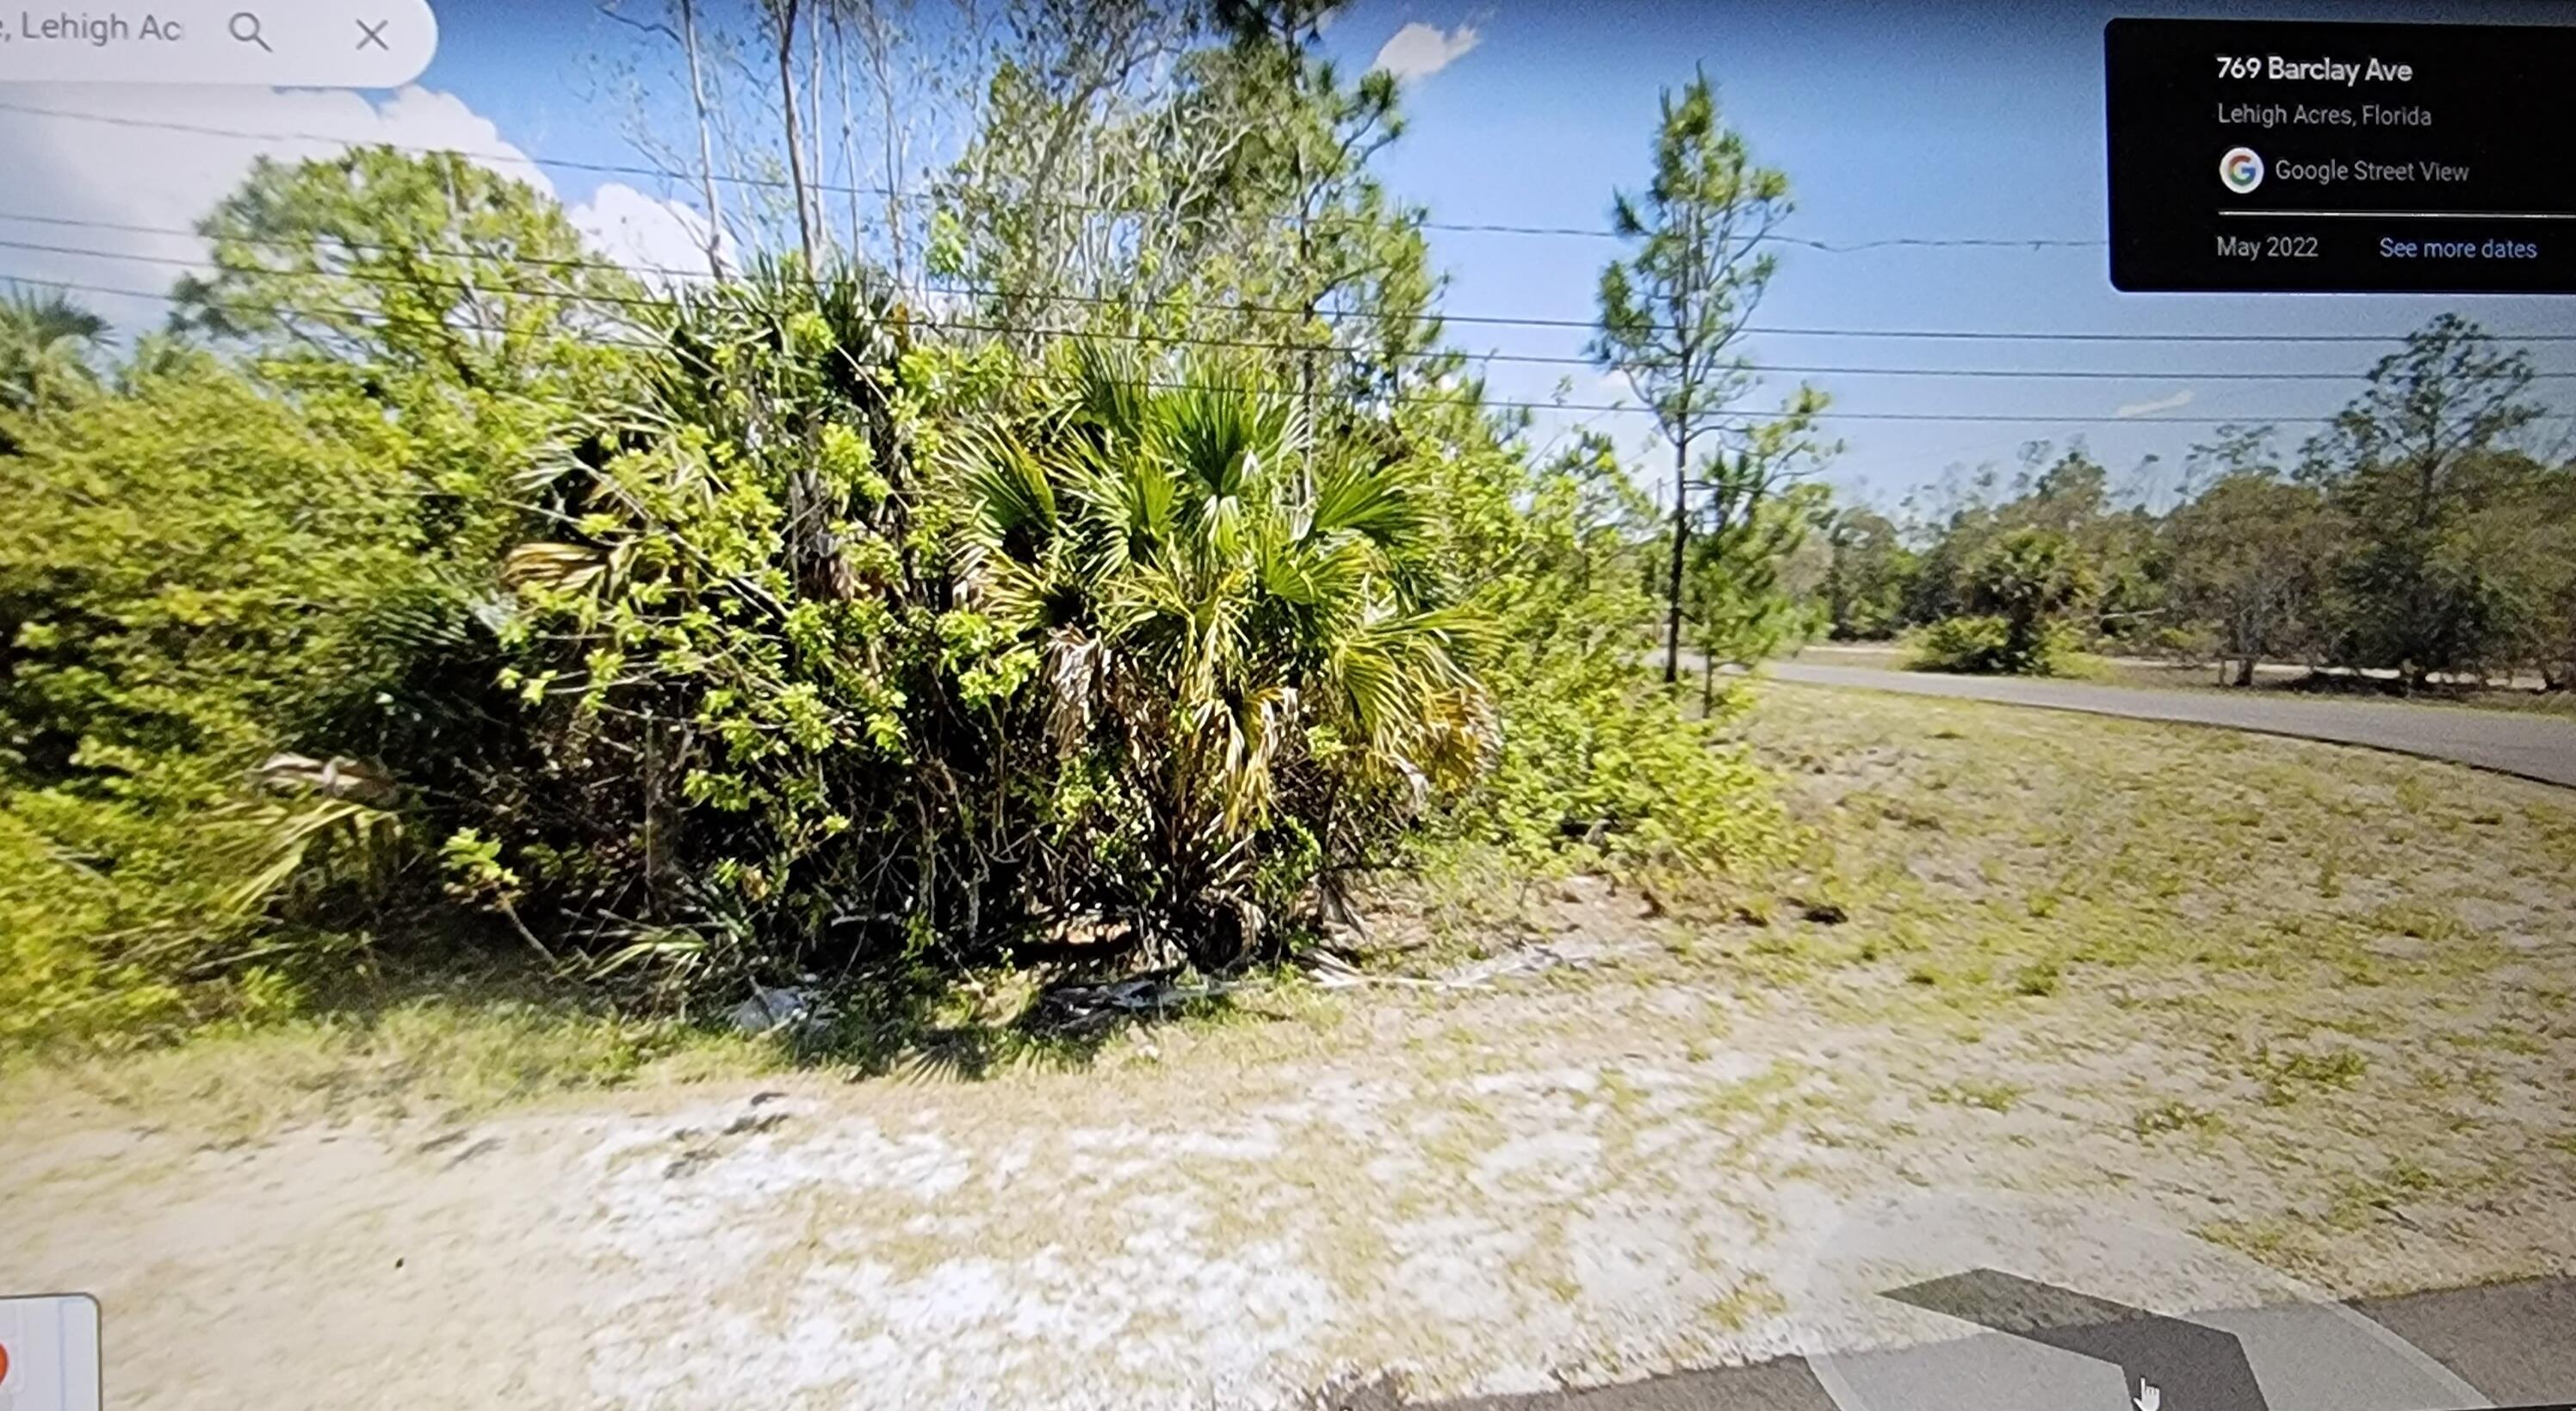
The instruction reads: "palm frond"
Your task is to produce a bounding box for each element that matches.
[211,793,406,919]
[1309,451,1421,548]
[502,541,614,596]
[963,427,1059,561]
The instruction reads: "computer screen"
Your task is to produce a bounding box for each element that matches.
[1,2,2569,1408]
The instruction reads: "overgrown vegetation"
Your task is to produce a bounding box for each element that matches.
[1902,527,2094,677]
[0,2,1793,1054]
[12,0,2564,1068]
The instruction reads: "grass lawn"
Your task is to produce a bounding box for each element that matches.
[1737,680,2576,1266]
[6,682,2573,1408]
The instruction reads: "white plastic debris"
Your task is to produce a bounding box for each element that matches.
[726,985,815,1035]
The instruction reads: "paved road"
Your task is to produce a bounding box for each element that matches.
[1409,1277,2576,1411]
[1763,662,2576,789]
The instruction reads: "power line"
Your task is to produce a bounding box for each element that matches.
[0,234,681,313]
[13,274,2499,430]
[918,270,2576,343]
[26,238,2576,389]
[14,212,2576,351]
[0,97,2106,253]
[0,207,703,282]
[8,273,669,352]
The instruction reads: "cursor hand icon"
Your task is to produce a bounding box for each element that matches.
[2135,1378,2161,1411]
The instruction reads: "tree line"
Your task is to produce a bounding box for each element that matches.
[1804,316,2575,690]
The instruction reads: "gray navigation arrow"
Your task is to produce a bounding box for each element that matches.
[1884,1268,2271,1411]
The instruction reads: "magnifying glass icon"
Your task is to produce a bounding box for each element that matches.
[229,11,272,51]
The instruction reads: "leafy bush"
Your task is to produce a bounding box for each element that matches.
[1907,615,2083,677]
[1910,615,2009,672]
[1904,527,2095,676]
[0,349,453,1045]
[1414,418,1788,876]
[0,806,187,1049]
[448,267,1000,992]
[3,170,1802,1053]
[437,278,1505,982]
[3,294,1798,1052]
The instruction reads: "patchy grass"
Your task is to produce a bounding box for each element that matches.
[1929,1079,2027,1112]
[1936,1081,2029,1112]
[0,944,1341,1136]
[1731,680,2576,1277]
[2243,1043,2370,1106]
[0,985,783,1137]
[10,675,2576,1411]
[1739,680,2571,1021]
[2134,1100,2225,1138]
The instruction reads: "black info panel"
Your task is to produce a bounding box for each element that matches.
[2104,17,2575,293]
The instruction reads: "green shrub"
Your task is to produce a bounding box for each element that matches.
[0,349,467,1046]
[1413,418,1789,876]
[1908,615,2012,672]
[0,804,187,1049]
[1904,527,2096,676]
[957,343,1487,969]
[453,292,1507,979]
[3,266,1795,1051]
[1908,615,2083,677]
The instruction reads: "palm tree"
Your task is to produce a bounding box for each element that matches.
[963,344,1489,969]
[0,286,108,420]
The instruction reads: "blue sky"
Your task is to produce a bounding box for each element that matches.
[1319,0,2576,503]
[9,0,2572,503]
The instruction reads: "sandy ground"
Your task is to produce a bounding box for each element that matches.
[7,690,2574,1409]
[9,931,2573,1410]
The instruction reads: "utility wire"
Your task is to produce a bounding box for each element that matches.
[30,271,2559,431]
[11,272,661,352]
[22,240,2576,386]
[11,216,2576,350]
[12,235,2576,385]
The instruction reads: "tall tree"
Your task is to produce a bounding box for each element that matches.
[2301,314,2543,687]
[2531,460,2576,690]
[175,147,643,396]
[930,0,1448,407]
[1681,388,1830,703]
[2166,432,2331,685]
[1591,71,1792,683]
[1819,504,1915,641]
[1966,527,2095,674]
[598,0,732,277]
[758,0,820,268]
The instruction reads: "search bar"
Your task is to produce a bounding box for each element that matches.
[0,1,437,85]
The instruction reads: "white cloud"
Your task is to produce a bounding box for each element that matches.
[568,183,724,289]
[0,83,712,332]
[2115,388,2195,419]
[1372,22,1481,83]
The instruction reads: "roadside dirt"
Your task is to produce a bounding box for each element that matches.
[9,931,2572,1408]
[8,690,2573,1410]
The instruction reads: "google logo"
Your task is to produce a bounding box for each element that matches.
[2220,146,2265,194]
